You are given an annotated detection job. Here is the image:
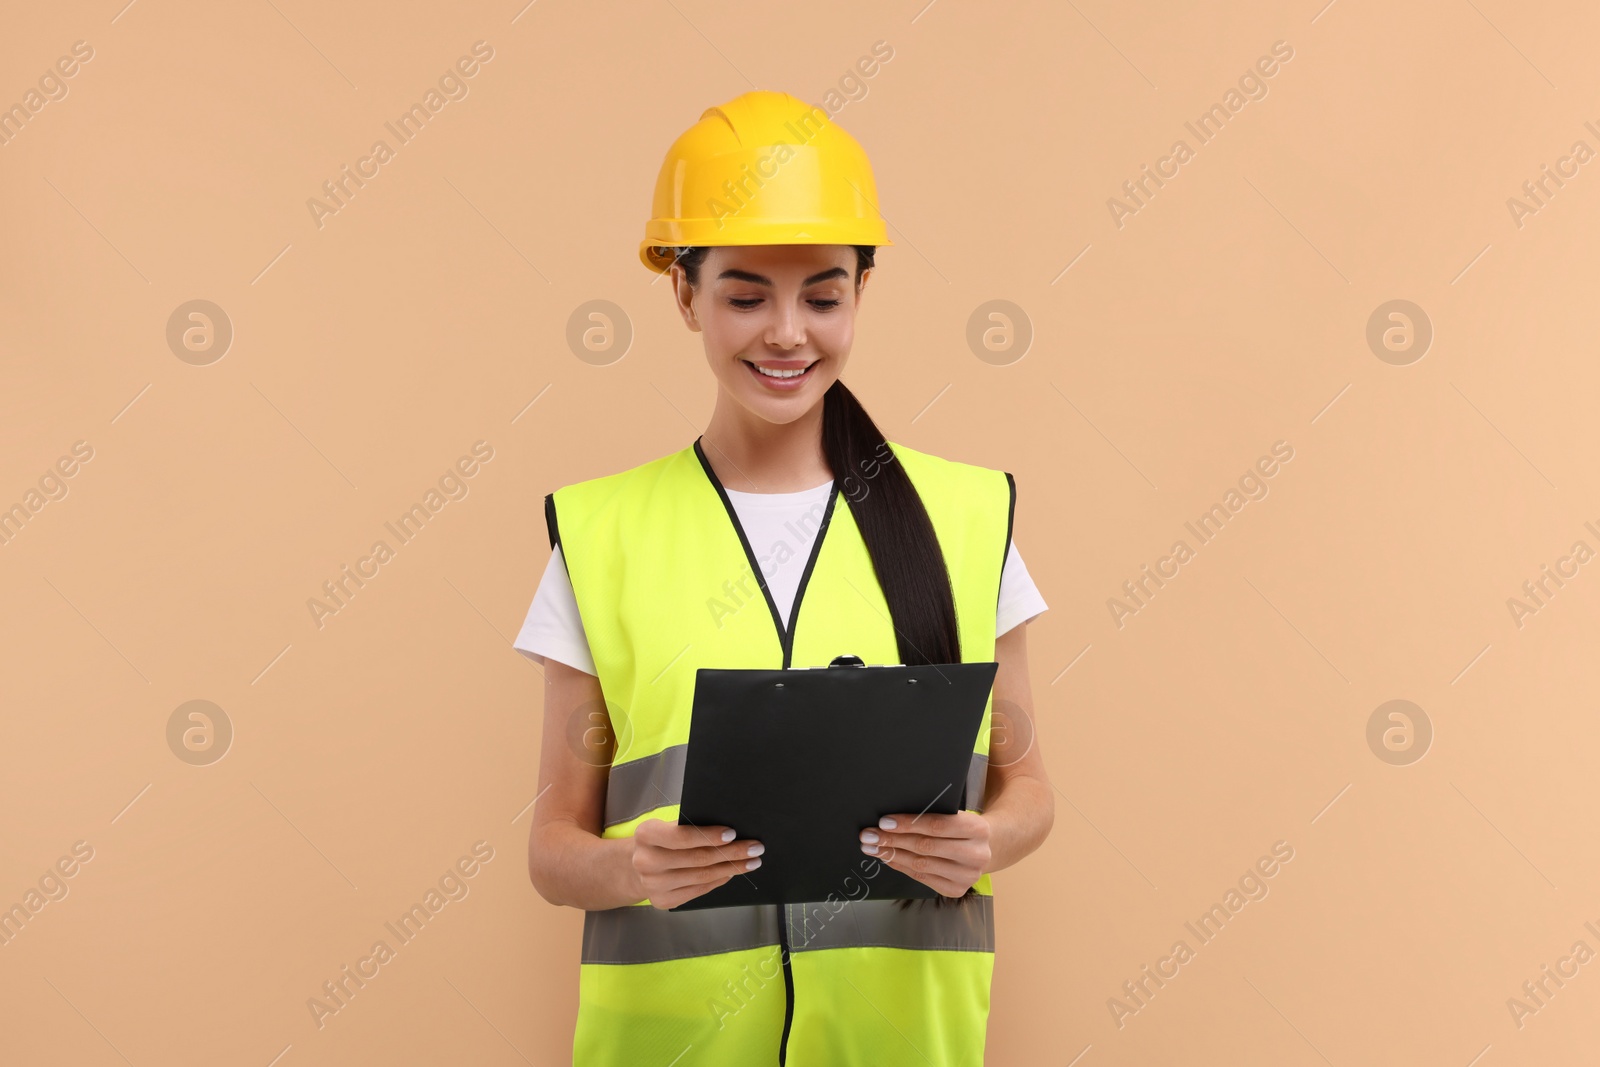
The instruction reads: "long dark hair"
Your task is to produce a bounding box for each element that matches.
[667,244,961,668]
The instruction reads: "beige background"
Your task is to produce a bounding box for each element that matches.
[4,0,1598,1063]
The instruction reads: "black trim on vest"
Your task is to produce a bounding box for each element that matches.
[777,914,795,1065]
[1001,472,1016,608]
[691,436,840,671]
[545,492,573,587]
[544,493,561,551]
[784,484,840,667]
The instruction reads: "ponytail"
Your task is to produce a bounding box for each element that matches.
[821,380,960,667]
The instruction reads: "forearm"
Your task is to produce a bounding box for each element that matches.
[980,772,1055,874]
[530,818,644,910]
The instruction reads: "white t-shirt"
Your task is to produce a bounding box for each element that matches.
[513,479,1048,675]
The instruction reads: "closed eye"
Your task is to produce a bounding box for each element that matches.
[728,298,843,310]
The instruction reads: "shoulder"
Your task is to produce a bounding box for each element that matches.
[885,440,1014,498]
[883,441,1015,546]
[544,444,697,548]
[551,444,697,504]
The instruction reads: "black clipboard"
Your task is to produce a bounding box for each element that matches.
[673,655,998,910]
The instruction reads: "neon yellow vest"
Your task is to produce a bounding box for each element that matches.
[547,436,1015,1067]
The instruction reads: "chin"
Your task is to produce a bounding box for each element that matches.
[744,393,819,423]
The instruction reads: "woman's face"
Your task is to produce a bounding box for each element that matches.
[672,244,867,426]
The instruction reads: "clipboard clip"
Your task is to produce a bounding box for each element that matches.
[828,655,865,668]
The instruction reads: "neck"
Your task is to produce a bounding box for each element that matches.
[700,391,831,493]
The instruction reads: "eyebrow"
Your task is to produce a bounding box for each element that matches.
[715,266,850,287]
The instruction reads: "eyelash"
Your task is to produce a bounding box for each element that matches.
[729,298,842,311]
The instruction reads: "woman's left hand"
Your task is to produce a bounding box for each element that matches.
[859,811,991,898]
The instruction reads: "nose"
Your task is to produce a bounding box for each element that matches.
[765,299,805,350]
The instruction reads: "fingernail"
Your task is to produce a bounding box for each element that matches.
[861,844,878,855]
[879,817,897,830]
[860,831,879,844]
[748,844,765,857]
[721,829,736,842]
[746,858,762,870]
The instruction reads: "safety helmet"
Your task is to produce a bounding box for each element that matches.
[639,90,894,274]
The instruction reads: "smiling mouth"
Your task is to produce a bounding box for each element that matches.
[742,359,818,382]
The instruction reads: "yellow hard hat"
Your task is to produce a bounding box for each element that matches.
[639,90,893,274]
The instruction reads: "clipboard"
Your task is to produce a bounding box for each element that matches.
[673,655,998,910]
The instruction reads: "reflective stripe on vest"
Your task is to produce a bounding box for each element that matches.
[602,744,993,829]
[581,894,995,965]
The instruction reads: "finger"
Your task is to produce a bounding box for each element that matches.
[652,873,728,910]
[873,811,980,838]
[644,821,738,849]
[636,818,735,849]
[877,845,975,882]
[657,854,762,891]
[653,868,742,910]
[860,828,967,862]
[876,849,977,896]
[652,839,764,872]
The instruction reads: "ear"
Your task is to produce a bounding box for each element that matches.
[671,266,702,333]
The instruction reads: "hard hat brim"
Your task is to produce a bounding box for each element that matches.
[638,230,894,274]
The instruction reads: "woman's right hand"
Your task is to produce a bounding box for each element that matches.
[630,819,765,910]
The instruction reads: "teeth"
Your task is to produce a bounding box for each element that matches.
[752,363,810,379]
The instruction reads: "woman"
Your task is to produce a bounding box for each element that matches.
[516,90,1055,1066]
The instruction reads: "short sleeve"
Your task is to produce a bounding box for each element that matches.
[997,540,1048,637]
[513,546,599,676]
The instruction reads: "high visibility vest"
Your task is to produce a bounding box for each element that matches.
[546,435,1015,1067]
